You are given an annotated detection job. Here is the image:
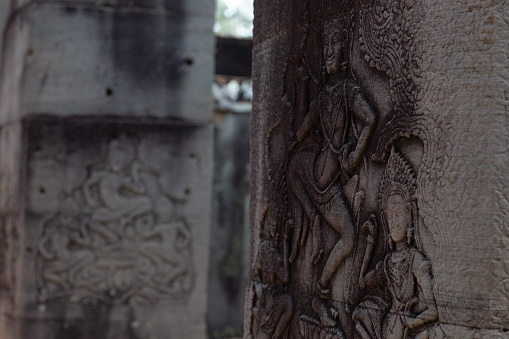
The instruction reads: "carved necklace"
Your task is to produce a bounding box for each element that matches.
[386,248,414,303]
[320,80,347,155]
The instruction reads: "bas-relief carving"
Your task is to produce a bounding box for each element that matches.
[249,1,445,338]
[359,0,430,161]
[286,13,377,329]
[37,135,194,305]
[250,282,293,339]
[352,149,439,339]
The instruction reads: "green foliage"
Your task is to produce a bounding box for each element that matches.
[214,0,253,38]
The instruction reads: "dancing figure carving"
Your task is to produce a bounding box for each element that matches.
[287,16,377,327]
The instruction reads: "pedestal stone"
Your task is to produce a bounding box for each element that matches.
[246,0,509,338]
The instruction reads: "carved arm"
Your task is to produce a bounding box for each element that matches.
[296,100,319,142]
[123,181,146,196]
[83,172,101,206]
[359,215,383,289]
[343,90,377,174]
[404,253,438,330]
[38,237,55,261]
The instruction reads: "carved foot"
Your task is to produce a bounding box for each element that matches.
[312,297,337,327]
[317,280,331,299]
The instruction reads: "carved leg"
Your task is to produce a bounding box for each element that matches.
[311,214,323,264]
[68,253,94,283]
[43,268,71,291]
[289,208,301,263]
[317,188,355,289]
[272,294,293,338]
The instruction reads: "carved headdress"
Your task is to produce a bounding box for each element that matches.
[379,147,417,207]
[378,147,419,248]
[321,8,355,78]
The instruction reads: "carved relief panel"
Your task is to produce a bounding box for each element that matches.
[247,0,449,338]
[19,118,212,337]
[36,133,194,305]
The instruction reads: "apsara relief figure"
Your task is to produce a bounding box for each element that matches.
[287,16,377,326]
[251,282,293,339]
[83,135,152,225]
[353,148,439,339]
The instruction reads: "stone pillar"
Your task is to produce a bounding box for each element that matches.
[246,0,509,338]
[0,1,214,338]
[208,38,253,337]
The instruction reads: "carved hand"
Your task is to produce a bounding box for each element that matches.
[342,143,360,174]
[403,297,419,330]
[362,214,377,239]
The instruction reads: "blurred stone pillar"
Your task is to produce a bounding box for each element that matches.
[246,0,509,338]
[0,1,214,338]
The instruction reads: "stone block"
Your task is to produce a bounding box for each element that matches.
[33,0,215,17]
[17,3,214,123]
[1,117,212,339]
[247,0,509,337]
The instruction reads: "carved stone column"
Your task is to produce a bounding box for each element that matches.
[246,0,509,338]
[0,1,214,338]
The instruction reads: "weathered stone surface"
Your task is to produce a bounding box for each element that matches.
[0,118,212,339]
[0,0,215,337]
[10,3,214,123]
[247,0,509,338]
[34,0,215,17]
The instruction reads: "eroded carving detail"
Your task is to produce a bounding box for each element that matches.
[299,315,345,339]
[286,14,377,330]
[247,204,292,338]
[353,148,439,339]
[359,0,430,161]
[250,282,293,339]
[37,135,194,305]
[250,1,438,337]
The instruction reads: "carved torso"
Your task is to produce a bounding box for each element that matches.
[319,80,348,152]
[382,247,431,339]
[315,79,357,190]
[385,247,416,309]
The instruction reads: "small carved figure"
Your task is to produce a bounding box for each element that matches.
[287,17,377,326]
[251,282,293,339]
[353,148,438,339]
[38,216,96,301]
[83,135,152,225]
[254,238,289,287]
[138,199,193,291]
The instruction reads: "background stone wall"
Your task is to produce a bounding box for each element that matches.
[0,1,215,338]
